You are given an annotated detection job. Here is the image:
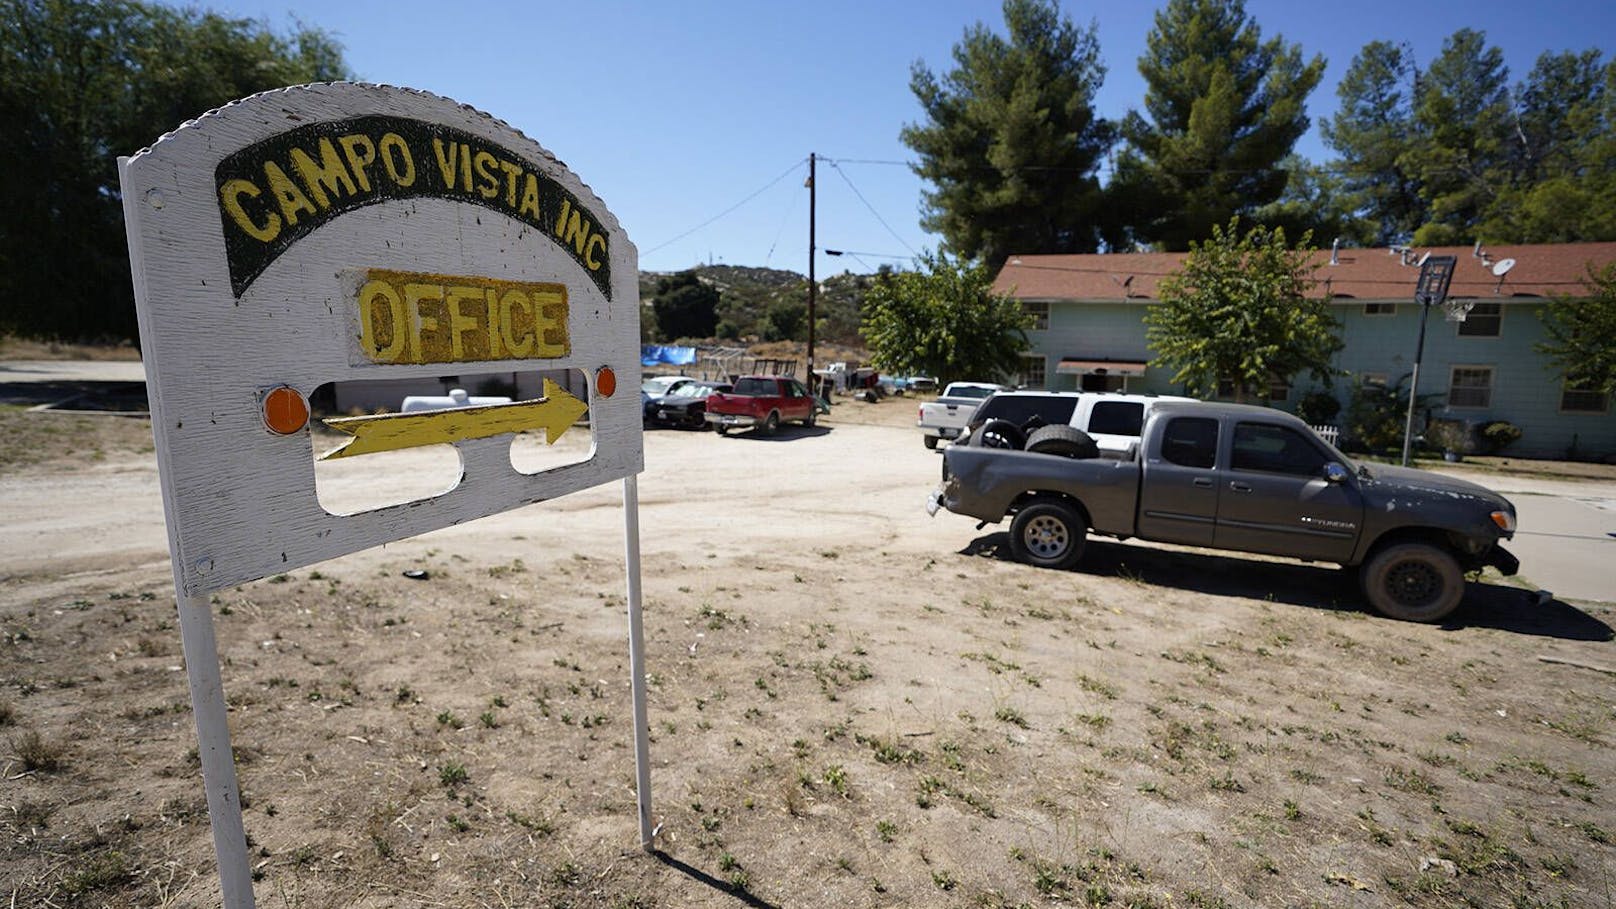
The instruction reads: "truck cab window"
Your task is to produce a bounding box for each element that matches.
[1161,417,1218,469]
[1231,423,1328,476]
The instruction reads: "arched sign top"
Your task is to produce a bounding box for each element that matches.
[121,83,642,595]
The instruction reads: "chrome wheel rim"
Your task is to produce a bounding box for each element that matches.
[1022,515,1070,559]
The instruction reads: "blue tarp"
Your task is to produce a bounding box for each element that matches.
[641,345,697,366]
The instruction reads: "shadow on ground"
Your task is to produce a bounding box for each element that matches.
[962,532,1614,642]
[651,851,781,909]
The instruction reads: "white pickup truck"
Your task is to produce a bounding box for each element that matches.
[917,382,1008,449]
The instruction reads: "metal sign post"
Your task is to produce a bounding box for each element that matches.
[120,83,653,907]
[1401,255,1458,466]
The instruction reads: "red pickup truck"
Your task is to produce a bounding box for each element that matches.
[704,375,818,435]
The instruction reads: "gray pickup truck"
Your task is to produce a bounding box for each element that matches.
[929,401,1519,623]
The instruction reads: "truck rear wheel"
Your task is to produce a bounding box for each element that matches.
[1360,542,1464,623]
[762,411,780,435]
[1026,424,1099,459]
[924,435,939,450]
[1009,501,1086,570]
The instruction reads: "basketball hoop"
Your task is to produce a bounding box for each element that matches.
[1443,298,1476,323]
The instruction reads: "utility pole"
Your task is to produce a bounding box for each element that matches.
[806,152,817,393]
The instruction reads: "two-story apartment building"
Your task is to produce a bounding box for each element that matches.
[992,242,1616,460]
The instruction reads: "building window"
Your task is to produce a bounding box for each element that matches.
[1560,379,1610,414]
[1267,376,1291,403]
[1020,355,1046,389]
[1359,372,1388,387]
[1022,300,1049,330]
[1448,366,1493,408]
[1457,301,1502,337]
[1363,302,1396,316]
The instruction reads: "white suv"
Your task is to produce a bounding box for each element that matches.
[960,390,1196,457]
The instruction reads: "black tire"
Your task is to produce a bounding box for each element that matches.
[1008,501,1087,570]
[1360,542,1465,622]
[972,419,1026,450]
[716,424,729,436]
[688,408,707,430]
[761,411,780,435]
[923,435,939,450]
[1025,424,1099,459]
[804,408,817,428]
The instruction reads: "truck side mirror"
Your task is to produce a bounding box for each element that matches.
[1323,462,1350,485]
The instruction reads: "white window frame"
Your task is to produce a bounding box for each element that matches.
[1020,354,1046,389]
[1363,302,1396,316]
[1022,300,1049,331]
[1456,301,1502,338]
[1447,365,1494,409]
[1359,372,1389,387]
[1559,380,1610,414]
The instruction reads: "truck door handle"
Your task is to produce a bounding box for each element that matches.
[1229,481,1253,493]
[1192,477,1213,488]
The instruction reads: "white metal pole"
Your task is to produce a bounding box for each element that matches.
[175,591,256,908]
[621,475,654,849]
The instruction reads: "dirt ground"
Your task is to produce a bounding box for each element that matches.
[3,391,1614,908]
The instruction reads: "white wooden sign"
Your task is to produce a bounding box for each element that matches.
[123,83,643,595]
[121,84,652,909]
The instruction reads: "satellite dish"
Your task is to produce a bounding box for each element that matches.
[1416,251,1431,267]
[1492,258,1517,277]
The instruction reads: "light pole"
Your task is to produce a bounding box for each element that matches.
[1401,254,1457,466]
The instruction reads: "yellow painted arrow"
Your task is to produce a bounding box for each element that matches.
[319,379,588,460]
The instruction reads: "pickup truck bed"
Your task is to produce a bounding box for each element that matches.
[917,382,1004,449]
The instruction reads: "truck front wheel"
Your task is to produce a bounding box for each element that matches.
[762,412,780,435]
[1360,542,1464,623]
[1009,501,1086,570]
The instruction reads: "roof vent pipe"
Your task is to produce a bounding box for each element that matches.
[1330,237,1340,266]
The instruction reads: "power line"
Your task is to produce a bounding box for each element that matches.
[824,158,919,257]
[642,159,807,257]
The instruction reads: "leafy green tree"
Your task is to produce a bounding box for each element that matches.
[1145,219,1341,400]
[1402,29,1512,245]
[1321,41,1424,245]
[757,300,805,342]
[0,0,350,341]
[902,0,1114,265]
[1111,0,1324,251]
[1536,262,1616,397]
[649,270,720,341]
[860,251,1029,385]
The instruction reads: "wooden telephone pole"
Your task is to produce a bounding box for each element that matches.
[807,152,817,392]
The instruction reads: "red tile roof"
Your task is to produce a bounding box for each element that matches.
[991,242,1616,303]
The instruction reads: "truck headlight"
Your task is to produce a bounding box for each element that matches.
[1490,510,1515,533]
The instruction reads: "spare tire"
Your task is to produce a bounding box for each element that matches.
[972,419,1026,450]
[1025,424,1099,459]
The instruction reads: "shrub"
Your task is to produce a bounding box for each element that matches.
[1482,421,1522,453]
[1295,389,1342,426]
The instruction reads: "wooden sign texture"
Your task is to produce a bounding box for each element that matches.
[122,83,643,596]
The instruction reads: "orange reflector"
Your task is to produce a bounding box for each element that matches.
[596,367,617,398]
[262,386,309,435]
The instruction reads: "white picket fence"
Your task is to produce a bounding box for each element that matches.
[1309,424,1341,447]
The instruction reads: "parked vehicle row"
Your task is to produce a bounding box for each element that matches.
[640,374,823,436]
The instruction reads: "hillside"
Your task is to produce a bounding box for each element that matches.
[639,264,875,347]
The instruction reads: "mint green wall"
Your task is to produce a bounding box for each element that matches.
[1029,298,1614,459]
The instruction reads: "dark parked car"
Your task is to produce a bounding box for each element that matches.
[648,380,732,429]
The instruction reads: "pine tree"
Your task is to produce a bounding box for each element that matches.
[1111,0,1324,251]
[1402,28,1512,245]
[1321,41,1424,246]
[902,0,1114,265]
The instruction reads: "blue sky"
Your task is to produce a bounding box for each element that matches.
[182,0,1613,274]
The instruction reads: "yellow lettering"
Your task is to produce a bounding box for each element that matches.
[460,144,473,192]
[483,289,505,359]
[445,286,483,360]
[473,151,499,200]
[289,138,358,210]
[404,282,443,362]
[432,138,459,191]
[499,160,522,207]
[531,288,569,357]
[378,133,415,187]
[337,134,376,192]
[518,174,541,219]
[219,178,280,243]
[358,280,407,362]
[499,289,534,357]
[554,199,571,238]
[262,161,317,227]
[584,233,607,271]
[563,208,591,257]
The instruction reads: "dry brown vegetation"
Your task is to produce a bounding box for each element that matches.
[2,394,1613,908]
